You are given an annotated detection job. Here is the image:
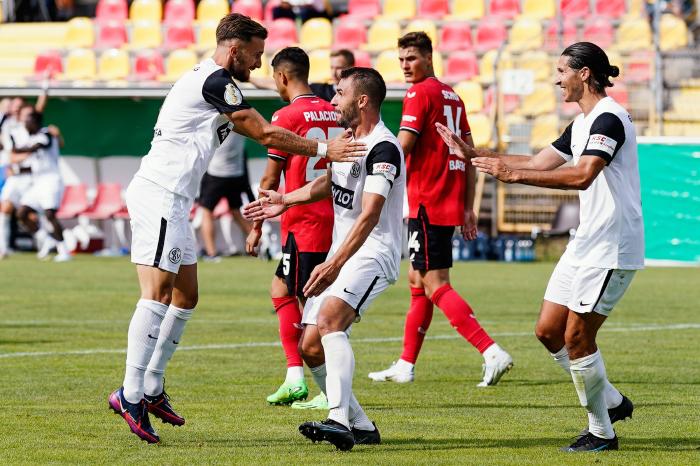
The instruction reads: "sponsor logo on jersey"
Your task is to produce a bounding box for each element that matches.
[406,91,416,98]
[372,162,397,181]
[168,248,182,264]
[216,122,232,144]
[402,115,417,122]
[587,134,617,156]
[153,128,162,137]
[302,110,337,122]
[224,83,242,106]
[331,181,354,209]
[449,159,466,171]
[442,90,460,102]
[350,161,361,178]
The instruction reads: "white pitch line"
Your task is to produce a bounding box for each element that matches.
[0,323,698,360]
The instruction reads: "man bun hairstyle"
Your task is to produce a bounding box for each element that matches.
[216,13,268,44]
[562,42,619,93]
[339,67,386,108]
[398,31,433,55]
[271,46,310,81]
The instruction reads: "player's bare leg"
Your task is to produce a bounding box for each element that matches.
[43,209,71,261]
[199,207,220,260]
[231,209,252,236]
[0,200,13,258]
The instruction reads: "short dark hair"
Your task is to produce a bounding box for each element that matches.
[27,110,42,126]
[330,49,355,66]
[339,67,386,108]
[561,42,619,94]
[397,31,432,55]
[216,13,268,44]
[271,47,310,81]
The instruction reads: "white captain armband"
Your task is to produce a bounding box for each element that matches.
[364,174,392,198]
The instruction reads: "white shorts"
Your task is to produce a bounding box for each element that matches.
[544,256,637,316]
[20,173,64,211]
[126,175,197,274]
[0,174,33,205]
[302,253,391,326]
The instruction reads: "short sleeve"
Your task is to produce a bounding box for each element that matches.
[551,121,574,161]
[267,110,290,162]
[399,87,428,136]
[582,112,626,164]
[202,69,252,114]
[365,141,401,188]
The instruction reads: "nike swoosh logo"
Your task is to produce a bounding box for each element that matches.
[407,92,416,98]
[172,340,179,345]
[579,301,592,306]
[343,288,356,296]
[147,334,158,340]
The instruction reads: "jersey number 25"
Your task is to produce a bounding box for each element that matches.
[305,126,345,181]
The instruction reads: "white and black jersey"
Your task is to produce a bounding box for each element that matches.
[1,118,27,167]
[136,58,251,199]
[25,129,59,175]
[329,120,405,282]
[551,96,644,270]
[206,130,246,178]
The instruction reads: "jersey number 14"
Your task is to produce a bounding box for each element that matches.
[305,126,345,181]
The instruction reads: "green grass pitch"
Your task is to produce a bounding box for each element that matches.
[0,254,698,464]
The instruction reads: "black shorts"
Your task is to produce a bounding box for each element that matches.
[408,205,456,271]
[198,173,253,210]
[275,233,328,299]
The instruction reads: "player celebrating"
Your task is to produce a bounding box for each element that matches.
[368,32,512,387]
[245,47,337,408]
[245,67,404,451]
[436,42,642,452]
[107,13,365,444]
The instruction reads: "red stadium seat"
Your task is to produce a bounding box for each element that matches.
[34,51,63,79]
[97,21,127,48]
[442,51,478,83]
[489,0,520,18]
[96,0,128,22]
[164,22,195,49]
[164,0,195,24]
[346,0,381,19]
[439,22,473,52]
[418,0,449,18]
[333,16,367,50]
[232,0,263,21]
[83,183,124,220]
[595,0,625,17]
[582,17,614,49]
[56,185,90,220]
[132,50,164,80]
[607,83,629,107]
[475,18,507,52]
[544,18,577,51]
[559,0,589,18]
[625,51,652,83]
[265,18,298,51]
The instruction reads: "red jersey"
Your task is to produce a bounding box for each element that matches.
[268,94,339,252]
[400,77,471,226]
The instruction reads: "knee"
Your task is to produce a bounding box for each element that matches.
[535,322,561,349]
[177,291,198,309]
[300,339,323,365]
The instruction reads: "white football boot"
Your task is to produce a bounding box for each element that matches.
[368,360,415,383]
[477,344,513,387]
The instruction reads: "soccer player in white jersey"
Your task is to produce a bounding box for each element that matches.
[436,42,643,452]
[245,67,404,450]
[107,13,366,444]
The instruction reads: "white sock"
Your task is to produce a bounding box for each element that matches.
[396,358,414,372]
[0,213,10,254]
[570,350,615,439]
[285,365,304,383]
[143,305,193,397]
[482,343,503,360]
[123,299,168,403]
[310,363,373,431]
[321,332,354,429]
[310,363,327,393]
[551,346,623,409]
[56,240,68,256]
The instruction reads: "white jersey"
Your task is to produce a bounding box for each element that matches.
[329,120,405,281]
[136,58,251,199]
[551,96,644,270]
[25,129,59,175]
[206,130,246,178]
[1,117,29,167]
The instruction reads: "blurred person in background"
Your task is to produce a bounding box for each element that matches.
[272,0,332,23]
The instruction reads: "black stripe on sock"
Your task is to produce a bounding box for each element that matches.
[153,217,167,267]
[355,276,379,312]
[592,269,614,311]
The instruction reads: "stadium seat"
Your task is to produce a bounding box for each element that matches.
[159,49,197,82]
[489,0,520,18]
[516,51,551,81]
[607,82,629,107]
[520,83,556,116]
[479,49,512,84]
[418,0,449,18]
[363,18,401,52]
[308,49,331,83]
[559,0,588,18]
[132,49,164,80]
[60,48,97,81]
[96,21,127,48]
[468,113,493,148]
[442,51,478,83]
[33,51,63,79]
[660,13,688,51]
[439,22,472,52]
[594,0,625,18]
[403,19,438,46]
[196,0,228,23]
[163,0,195,24]
[375,50,403,84]
[265,19,298,51]
[97,48,130,81]
[232,0,263,21]
[333,17,367,50]
[475,18,507,52]
[615,17,651,52]
[529,114,560,150]
[381,0,416,20]
[57,184,90,220]
[96,0,128,23]
[300,18,332,50]
[624,51,652,83]
[432,52,444,78]
[130,0,162,22]
[129,20,162,49]
[196,21,218,50]
[508,18,543,52]
[453,80,483,113]
[582,16,614,49]
[346,0,381,19]
[65,17,95,48]
[483,82,519,113]
[544,18,577,51]
[522,0,555,19]
[353,50,371,68]
[83,183,125,220]
[165,21,196,49]
[446,0,484,20]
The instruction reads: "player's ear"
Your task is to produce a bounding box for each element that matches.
[358,94,369,110]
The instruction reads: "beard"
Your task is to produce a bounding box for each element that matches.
[230,53,251,81]
[336,107,357,130]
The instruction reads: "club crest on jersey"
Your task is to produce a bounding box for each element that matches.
[224,83,242,106]
[168,248,182,264]
[350,162,361,178]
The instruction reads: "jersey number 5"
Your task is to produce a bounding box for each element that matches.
[305,126,345,181]
[443,105,463,155]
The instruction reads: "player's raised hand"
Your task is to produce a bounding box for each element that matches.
[471,157,517,183]
[325,128,366,163]
[303,260,342,297]
[434,122,474,160]
[242,189,287,221]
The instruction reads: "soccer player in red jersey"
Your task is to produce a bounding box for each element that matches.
[368,32,513,387]
[246,47,340,407]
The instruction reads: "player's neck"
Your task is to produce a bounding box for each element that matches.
[578,91,606,117]
[353,113,380,139]
[287,83,314,102]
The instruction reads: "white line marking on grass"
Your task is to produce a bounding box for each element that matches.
[0,323,698,360]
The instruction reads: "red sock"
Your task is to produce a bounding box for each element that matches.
[272,296,303,368]
[400,287,434,364]
[431,284,494,354]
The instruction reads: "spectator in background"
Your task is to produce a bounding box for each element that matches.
[272,0,332,23]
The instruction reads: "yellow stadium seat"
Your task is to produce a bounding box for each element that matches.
[308,49,331,83]
[196,21,218,51]
[375,50,403,84]
[65,17,95,48]
[159,49,198,82]
[530,114,560,150]
[468,113,493,148]
[130,0,162,22]
[403,19,438,46]
[660,13,688,51]
[363,18,401,52]
[249,53,271,80]
[130,20,162,49]
[97,48,130,81]
[447,0,484,20]
[508,18,543,52]
[454,80,483,113]
[479,49,513,84]
[60,48,97,81]
[300,18,332,50]
[432,52,443,79]
[516,51,551,81]
[521,0,555,19]
[0,23,68,52]
[381,0,416,20]
[615,17,651,52]
[196,0,229,23]
[519,83,556,116]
